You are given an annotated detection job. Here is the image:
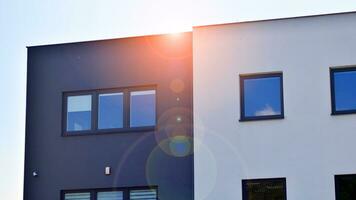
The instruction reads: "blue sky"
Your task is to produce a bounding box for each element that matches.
[1,0,356,199]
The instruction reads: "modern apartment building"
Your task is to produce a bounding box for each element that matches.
[25,11,356,200]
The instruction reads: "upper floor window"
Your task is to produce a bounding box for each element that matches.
[66,95,92,132]
[98,92,124,129]
[63,86,156,136]
[242,178,287,200]
[130,90,156,127]
[240,72,284,121]
[330,67,356,115]
[335,174,356,200]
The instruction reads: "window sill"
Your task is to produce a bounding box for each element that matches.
[331,110,356,115]
[62,126,156,137]
[239,115,284,122]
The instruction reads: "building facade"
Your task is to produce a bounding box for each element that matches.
[193,12,356,200]
[25,12,356,200]
[25,33,194,200]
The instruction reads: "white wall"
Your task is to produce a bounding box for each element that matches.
[193,12,356,200]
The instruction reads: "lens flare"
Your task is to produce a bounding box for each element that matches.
[155,107,193,150]
[145,136,193,198]
[144,32,192,60]
[170,78,185,93]
[169,135,192,157]
[193,143,218,200]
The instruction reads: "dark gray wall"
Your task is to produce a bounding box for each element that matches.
[25,33,193,200]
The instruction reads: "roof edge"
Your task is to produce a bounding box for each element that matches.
[27,31,192,49]
[193,10,356,29]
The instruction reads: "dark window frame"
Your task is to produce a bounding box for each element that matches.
[62,91,96,135]
[335,174,356,200]
[62,85,157,136]
[239,72,285,122]
[330,66,356,115]
[61,186,158,200]
[242,177,287,200]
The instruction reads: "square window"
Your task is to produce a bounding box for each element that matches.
[240,73,284,121]
[130,188,158,200]
[242,178,287,200]
[98,93,124,129]
[330,67,356,114]
[130,90,156,127]
[335,174,356,200]
[64,192,91,200]
[97,191,124,200]
[66,95,92,132]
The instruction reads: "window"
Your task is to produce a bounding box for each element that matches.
[97,191,124,200]
[330,67,356,115]
[335,174,356,200]
[66,95,92,132]
[62,187,157,200]
[130,90,156,127]
[130,188,158,199]
[242,178,287,200]
[240,73,284,121]
[98,93,124,129]
[64,192,91,200]
[63,86,156,136]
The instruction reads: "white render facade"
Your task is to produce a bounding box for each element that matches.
[193,12,356,200]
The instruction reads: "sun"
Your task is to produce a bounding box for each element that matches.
[159,15,192,35]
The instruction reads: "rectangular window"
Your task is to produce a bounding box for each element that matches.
[63,86,156,136]
[130,90,156,127]
[66,95,92,132]
[240,73,284,121]
[97,191,124,200]
[62,187,157,200]
[98,93,124,129]
[130,188,158,199]
[330,67,356,115]
[242,178,287,200]
[64,192,91,200]
[335,174,356,200]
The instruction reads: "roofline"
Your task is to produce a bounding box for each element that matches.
[193,10,356,29]
[26,30,192,48]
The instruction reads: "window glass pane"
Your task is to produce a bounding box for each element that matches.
[335,175,356,200]
[130,189,157,200]
[334,70,356,111]
[67,95,92,131]
[64,192,91,200]
[243,76,282,118]
[97,191,124,200]
[130,90,156,127]
[243,179,286,200]
[98,93,124,129]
